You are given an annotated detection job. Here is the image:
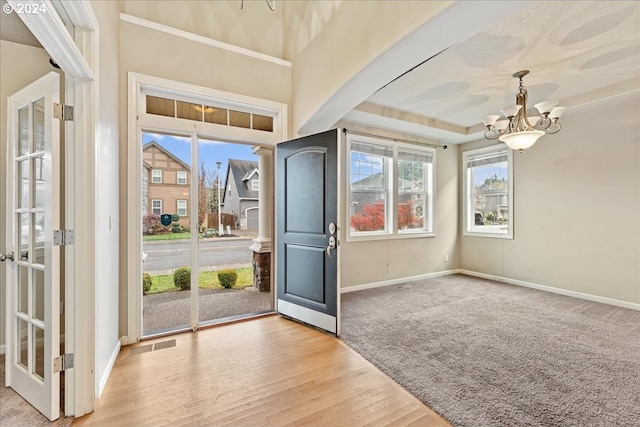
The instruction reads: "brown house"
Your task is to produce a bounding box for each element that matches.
[142,141,191,228]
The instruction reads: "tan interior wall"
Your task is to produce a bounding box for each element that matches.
[122,0,284,59]
[338,128,460,289]
[460,98,640,304]
[0,40,54,351]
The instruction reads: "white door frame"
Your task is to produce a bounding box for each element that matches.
[126,73,287,343]
[9,0,99,417]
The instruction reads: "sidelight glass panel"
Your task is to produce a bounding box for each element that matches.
[34,326,44,380]
[33,98,45,152]
[19,106,29,155]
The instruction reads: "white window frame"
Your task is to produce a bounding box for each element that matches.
[177,170,187,185]
[151,169,162,184]
[346,134,436,242]
[251,179,259,191]
[462,143,513,239]
[177,199,187,217]
[397,148,434,234]
[151,199,162,215]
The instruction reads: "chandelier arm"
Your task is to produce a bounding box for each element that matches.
[484,128,501,140]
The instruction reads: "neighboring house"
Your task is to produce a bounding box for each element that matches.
[143,141,191,228]
[221,159,259,230]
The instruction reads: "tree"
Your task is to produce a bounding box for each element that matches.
[351,203,385,232]
[398,201,422,229]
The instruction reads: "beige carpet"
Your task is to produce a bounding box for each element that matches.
[341,274,640,427]
[0,354,72,427]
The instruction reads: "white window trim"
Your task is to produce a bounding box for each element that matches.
[346,134,436,242]
[177,170,187,185]
[151,199,162,215]
[151,169,162,183]
[177,199,187,217]
[462,143,513,239]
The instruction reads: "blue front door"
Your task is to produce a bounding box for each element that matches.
[276,129,339,334]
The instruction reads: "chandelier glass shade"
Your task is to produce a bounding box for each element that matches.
[483,70,565,152]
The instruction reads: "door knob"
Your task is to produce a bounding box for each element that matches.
[0,252,14,262]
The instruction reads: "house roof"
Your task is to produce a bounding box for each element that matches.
[223,159,259,202]
[143,141,191,172]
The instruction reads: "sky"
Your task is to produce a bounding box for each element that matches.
[142,132,257,179]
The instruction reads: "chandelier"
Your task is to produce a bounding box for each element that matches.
[483,70,565,152]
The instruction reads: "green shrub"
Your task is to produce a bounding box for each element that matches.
[173,267,191,290]
[217,269,238,289]
[142,273,153,294]
[172,224,182,233]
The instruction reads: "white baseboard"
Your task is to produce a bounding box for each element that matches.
[460,269,640,311]
[340,269,461,293]
[97,340,121,398]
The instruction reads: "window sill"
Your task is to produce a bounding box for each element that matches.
[346,232,435,243]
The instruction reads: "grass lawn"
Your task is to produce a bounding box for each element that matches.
[146,267,254,294]
[143,232,203,241]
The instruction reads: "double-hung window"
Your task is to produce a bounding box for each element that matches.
[177,171,187,185]
[348,134,435,240]
[177,200,187,217]
[151,169,162,184]
[398,150,433,233]
[463,144,513,238]
[151,199,162,215]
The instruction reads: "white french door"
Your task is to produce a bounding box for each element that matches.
[4,72,61,421]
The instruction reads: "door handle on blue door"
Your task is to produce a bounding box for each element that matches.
[326,236,336,258]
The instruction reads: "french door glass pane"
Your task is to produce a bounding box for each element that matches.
[18,319,28,368]
[18,265,29,314]
[33,98,45,152]
[34,327,45,380]
[18,160,29,209]
[19,106,29,155]
[34,269,45,322]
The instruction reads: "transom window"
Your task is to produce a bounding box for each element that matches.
[463,144,513,238]
[347,134,435,240]
[177,171,187,185]
[151,169,162,184]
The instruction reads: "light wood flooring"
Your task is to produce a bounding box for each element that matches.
[73,315,450,426]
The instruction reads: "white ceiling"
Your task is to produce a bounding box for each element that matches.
[341,1,640,144]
